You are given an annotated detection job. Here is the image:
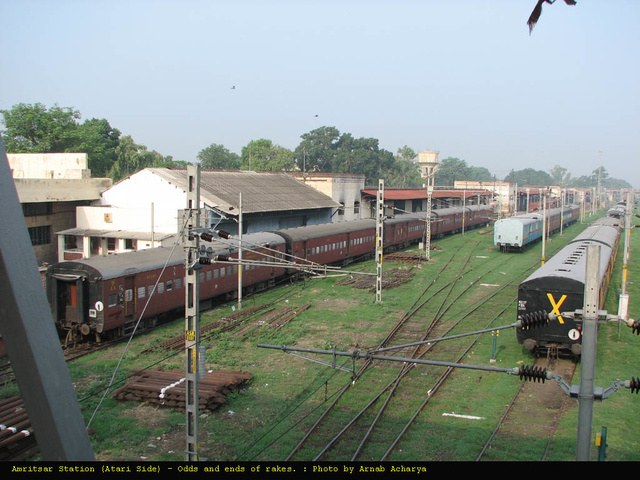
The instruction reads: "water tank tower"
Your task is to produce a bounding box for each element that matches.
[418,150,439,186]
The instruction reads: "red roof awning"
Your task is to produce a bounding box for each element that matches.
[361,188,491,200]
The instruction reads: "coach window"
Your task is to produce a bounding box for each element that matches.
[138,287,146,299]
[108,293,117,307]
[125,289,133,302]
[158,282,164,294]
[148,285,154,297]
[167,280,173,291]
[175,278,182,289]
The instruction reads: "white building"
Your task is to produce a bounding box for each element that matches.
[57,168,341,260]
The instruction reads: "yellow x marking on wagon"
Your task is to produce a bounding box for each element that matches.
[547,293,568,324]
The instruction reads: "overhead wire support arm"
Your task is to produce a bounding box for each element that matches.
[373,320,528,354]
[257,343,543,378]
[195,233,376,277]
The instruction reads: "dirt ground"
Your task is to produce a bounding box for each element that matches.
[483,357,576,456]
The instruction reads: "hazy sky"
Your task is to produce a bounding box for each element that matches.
[2,0,638,186]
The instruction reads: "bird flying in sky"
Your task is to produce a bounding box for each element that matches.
[527,0,577,34]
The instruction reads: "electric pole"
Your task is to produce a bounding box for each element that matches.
[184,165,201,461]
[376,179,384,304]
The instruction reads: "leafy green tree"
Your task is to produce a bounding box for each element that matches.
[568,175,593,188]
[467,166,493,182]
[294,126,399,185]
[293,126,341,173]
[1,103,123,177]
[331,134,396,184]
[153,157,192,169]
[549,165,571,187]
[108,135,172,181]
[567,166,629,189]
[592,166,608,184]
[504,168,553,186]
[434,157,471,186]
[1,102,80,152]
[241,139,295,171]
[109,135,141,181]
[197,143,240,170]
[603,177,632,189]
[387,146,422,187]
[332,134,375,173]
[395,146,416,163]
[72,118,121,177]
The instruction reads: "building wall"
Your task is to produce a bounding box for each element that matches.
[9,153,90,179]
[99,169,188,210]
[290,173,364,222]
[9,154,111,267]
[76,205,177,235]
[24,200,91,266]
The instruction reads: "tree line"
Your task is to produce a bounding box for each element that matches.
[1,103,629,189]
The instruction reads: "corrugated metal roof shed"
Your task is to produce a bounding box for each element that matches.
[147,168,340,216]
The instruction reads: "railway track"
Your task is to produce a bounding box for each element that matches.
[275,239,537,461]
[476,356,576,461]
[242,224,589,462]
[0,221,589,462]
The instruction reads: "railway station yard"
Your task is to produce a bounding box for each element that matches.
[3,212,640,462]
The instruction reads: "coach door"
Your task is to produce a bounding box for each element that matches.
[124,276,136,316]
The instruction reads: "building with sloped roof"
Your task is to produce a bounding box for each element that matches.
[8,153,112,268]
[57,168,341,260]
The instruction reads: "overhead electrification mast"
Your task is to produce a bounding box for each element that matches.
[184,165,202,461]
[376,179,384,304]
